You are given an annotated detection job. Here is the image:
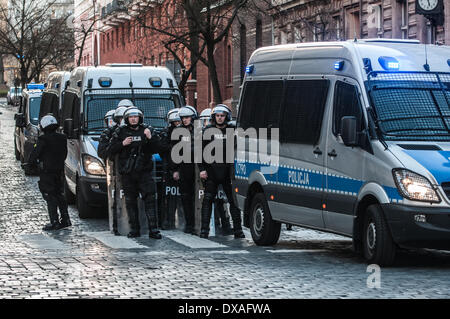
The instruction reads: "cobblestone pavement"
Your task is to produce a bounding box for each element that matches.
[0,101,449,299]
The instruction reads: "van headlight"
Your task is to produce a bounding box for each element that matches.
[83,154,106,176]
[392,169,440,203]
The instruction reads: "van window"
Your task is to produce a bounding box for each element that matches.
[280,80,329,145]
[84,92,180,133]
[29,97,42,126]
[238,80,283,130]
[333,81,364,136]
[61,91,80,127]
[39,92,59,120]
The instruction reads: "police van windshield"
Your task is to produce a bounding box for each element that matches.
[367,72,450,141]
[84,89,181,134]
[29,97,42,126]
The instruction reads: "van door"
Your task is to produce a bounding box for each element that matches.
[274,79,330,228]
[323,78,367,236]
[61,91,79,188]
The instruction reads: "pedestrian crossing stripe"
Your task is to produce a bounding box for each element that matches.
[161,230,228,249]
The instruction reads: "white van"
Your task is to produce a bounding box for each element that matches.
[39,71,71,124]
[234,39,450,266]
[62,64,183,218]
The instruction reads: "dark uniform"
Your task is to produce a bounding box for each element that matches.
[159,124,180,229]
[109,123,161,237]
[98,124,120,234]
[172,123,197,234]
[199,122,244,238]
[28,130,70,230]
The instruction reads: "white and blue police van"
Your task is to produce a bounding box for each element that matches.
[14,85,45,175]
[233,39,450,266]
[62,64,183,218]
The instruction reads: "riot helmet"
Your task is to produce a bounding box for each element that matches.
[40,114,58,132]
[123,106,144,128]
[104,110,116,128]
[199,108,212,127]
[211,104,232,124]
[178,105,198,120]
[166,109,181,124]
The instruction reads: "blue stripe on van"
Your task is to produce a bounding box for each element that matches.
[235,160,404,202]
[402,149,450,185]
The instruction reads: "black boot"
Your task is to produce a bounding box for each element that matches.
[200,193,213,239]
[126,200,140,238]
[229,205,245,239]
[145,195,162,240]
[59,218,71,229]
[43,221,61,231]
[181,194,196,235]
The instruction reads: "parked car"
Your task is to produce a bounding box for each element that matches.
[14,88,44,175]
[7,87,22,105]
[62,63,183,218]
[233,39,450,266]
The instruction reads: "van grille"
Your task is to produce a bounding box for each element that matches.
[441,182,450,200]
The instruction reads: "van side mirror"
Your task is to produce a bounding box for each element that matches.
[15,113,26,128]
[64,119,77,139]
[340,116,358,147]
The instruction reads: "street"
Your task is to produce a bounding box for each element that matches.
[0,100,449,299]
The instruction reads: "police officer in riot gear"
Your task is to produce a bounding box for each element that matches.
[199,108,232,235]
[159,109,182,229]
[172,105,198,235]
[28,114,71,231]
[97,101,130,160]
[109,106,162,239]
[97,101,131,235]
[199,104,245,239]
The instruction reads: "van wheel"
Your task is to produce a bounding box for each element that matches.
[250,193,281,246]
[64,177,76,205]
[363,204,397,266]
[14,139,20,161]
[76,181,93,219]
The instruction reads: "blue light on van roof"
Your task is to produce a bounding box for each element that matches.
[447,59,450,67]
[246,65,254,74]
[26,83,45,90]
[98,77,112,87]
[378,56,400,71]
[334,61,345,71]
[149,77,162,87]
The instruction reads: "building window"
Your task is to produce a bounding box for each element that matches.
[401,0,408,39]
[256,19,262,48]
[345,8,360,39]
[280,30,288,44]
[333,15,341,40]
[293,25,302,43]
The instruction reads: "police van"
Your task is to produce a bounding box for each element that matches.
[39,71,71,124]
[62,64,183,218]
[234,39,450,265]
[14,87,44,175]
